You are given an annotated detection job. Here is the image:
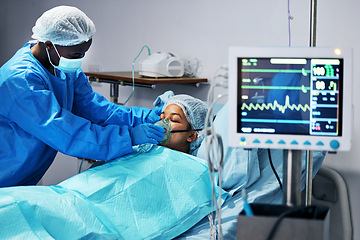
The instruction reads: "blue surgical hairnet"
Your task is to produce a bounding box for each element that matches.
[162,94,208,155]
[31,6,96,46]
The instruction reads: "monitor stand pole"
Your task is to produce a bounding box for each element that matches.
[283,149,302,206]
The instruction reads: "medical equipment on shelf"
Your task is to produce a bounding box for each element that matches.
[228,46,353,152]
[139,52,184,78]
[155,118,172,144]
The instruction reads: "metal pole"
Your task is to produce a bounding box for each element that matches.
[304,0,317,206]
[283,150,302,206]
[110,83,119,104]
[310,0,317,47]
[305,150,313,205]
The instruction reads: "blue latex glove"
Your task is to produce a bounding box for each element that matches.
[130,123,165,146]
[145,106,163,123]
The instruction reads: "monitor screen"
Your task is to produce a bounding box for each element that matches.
[228,47,352,151]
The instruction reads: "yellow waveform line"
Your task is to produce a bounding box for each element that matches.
[241,95,311,114]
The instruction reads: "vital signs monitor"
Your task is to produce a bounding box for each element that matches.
[228,47,352,151]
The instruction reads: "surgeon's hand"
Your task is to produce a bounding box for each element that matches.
[130,123,165,146]
[145,106,162,123]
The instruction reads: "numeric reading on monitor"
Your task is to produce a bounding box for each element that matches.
[238,58,343,136]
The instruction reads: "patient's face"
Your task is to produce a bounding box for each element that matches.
[159,104,196,153]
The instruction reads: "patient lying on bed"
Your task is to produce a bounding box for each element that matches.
[0,92,326,240]
[157,93,207,155]
[0,93,222,240]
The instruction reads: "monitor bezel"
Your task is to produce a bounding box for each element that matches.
[228,46,353,151]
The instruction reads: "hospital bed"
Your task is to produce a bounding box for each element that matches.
[177,103,326,239]
[0,103,326,239]
[310,166,353,240]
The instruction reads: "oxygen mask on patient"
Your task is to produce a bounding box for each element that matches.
[155,118,172,144]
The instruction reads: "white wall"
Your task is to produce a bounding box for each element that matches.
[2,0,359,238]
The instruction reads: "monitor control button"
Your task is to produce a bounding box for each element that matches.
[291,140,298,145]
[253,139,261,144]
[330,140,340,150]
[278,140,286,144]
[304,141,311,145]
[241,137,246,142]
[316,141,324,146]
[265,140,273,144]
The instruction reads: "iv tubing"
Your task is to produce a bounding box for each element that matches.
[123,45,151,105]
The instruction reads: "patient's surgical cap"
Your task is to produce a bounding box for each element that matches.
[163,94,208,155]
[32,6,96,46]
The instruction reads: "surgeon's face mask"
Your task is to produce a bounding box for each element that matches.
[46,43,83,73]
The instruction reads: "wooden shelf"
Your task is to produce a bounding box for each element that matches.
[84,71,207,103]
[84,71,207,86]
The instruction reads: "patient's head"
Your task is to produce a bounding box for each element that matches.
[159,94,207,155]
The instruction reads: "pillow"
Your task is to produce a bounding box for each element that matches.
[196,103,261,195]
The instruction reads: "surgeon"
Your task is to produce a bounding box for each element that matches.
[0,6,165,188]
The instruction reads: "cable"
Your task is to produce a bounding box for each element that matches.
[267,149,283,190]
[204,66,229,240]
[242,189,254,216]
[266,206,317,240]
[206,132,224,240]
[79,158,85,173]
[123,45,151,105]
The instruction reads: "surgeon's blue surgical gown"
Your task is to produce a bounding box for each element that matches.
[0,43,155,187]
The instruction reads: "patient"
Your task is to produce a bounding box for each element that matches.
[0,92,220,240]
[157,94,208,155]
[90,93,208,168]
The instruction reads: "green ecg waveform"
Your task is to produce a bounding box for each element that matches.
[242,95,311,114]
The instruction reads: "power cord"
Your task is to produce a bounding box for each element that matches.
[267,149,283,190]
[266,206,318,240]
